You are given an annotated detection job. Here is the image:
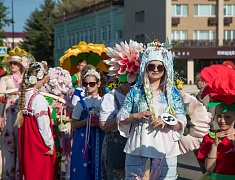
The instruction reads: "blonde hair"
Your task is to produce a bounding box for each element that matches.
[15,69,28,127]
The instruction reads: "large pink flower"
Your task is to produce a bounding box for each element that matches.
[104,40,144,82]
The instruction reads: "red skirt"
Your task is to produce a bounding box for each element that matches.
[18,114,56,180]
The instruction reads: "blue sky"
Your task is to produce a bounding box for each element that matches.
[3,0,44,32]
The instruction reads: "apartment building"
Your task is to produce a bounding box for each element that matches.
[124,0,235,84]
[53,0,124,66]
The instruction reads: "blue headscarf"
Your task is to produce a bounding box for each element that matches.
[136,39,175,116]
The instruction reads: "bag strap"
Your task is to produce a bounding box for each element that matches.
[110,90,121,110]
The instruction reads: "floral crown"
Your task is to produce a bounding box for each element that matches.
[25,61,48,86]
[84,69,100,80]
[104,39,144,83]
[44,67,73,95]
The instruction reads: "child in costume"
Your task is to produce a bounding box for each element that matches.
[0,47,33,179]
[70,68,106,180]
[71,64,96,106]
[197,64,235,180]
[71,59,87,89]
[100,40,144,179]
[116,39,187,179]
[17,62,56,180]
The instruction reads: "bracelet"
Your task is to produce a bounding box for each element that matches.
[207,154,217,159]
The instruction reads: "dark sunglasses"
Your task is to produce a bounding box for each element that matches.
[82,82,97,87]
[146,64,165,72]
[10,62,19,65]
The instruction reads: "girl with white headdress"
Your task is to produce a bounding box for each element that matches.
[116,39,187,179]
[17,62,56,180]
[70,68,106,180]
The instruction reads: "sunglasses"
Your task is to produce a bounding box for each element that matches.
[146,64,165,72]
[82,82,97,87]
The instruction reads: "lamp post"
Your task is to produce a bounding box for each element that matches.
[11,0,14,49]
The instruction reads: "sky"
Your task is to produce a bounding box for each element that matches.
[3,0,44,32]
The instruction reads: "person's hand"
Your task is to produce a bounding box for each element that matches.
[150,117,166,129]
[50,100,61,109]
[45,145,54,156]
[0,117,5,131]
[214,131,226,146]
[135,111,153,121]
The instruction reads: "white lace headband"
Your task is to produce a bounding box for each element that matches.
[84,69,101,80]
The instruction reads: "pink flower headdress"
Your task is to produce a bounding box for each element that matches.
[104,40,144,83]
[44,67,73,96]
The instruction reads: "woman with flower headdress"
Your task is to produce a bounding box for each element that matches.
[0,46,34,179]
[43,66,73,179]
[99,40,144,179]
[70,68,106,180]
[197,65,235,180]
[16,62,56,180]
[116,38,187,179]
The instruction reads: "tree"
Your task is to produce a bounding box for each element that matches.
[0,0,12,45]
[20,0,56,67]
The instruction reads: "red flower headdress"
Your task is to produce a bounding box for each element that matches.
[201,64,235,111]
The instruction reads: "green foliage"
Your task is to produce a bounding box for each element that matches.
[20,0,56,67]
[0,1,12,30]
[55,0,107,16]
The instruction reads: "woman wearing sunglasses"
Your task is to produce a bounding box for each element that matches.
[70,68,106,180]
[0,47,33,179]
[116,39,187,179]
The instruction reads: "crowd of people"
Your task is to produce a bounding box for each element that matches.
[0,38,234,180]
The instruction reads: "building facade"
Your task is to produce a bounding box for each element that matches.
[1,32,25,49]
[54,0,235,85]
[53,0,124,66]
[124,0,235,84]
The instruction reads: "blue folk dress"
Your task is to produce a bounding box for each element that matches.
[70,96,105,180]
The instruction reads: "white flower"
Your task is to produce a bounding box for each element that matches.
[37,71,44,80]
[29,76,37,85]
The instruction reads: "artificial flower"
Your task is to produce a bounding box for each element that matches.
[28,76,37,85]
[37,71,44,80]
[44,67,73,96]
[104,40,144,83]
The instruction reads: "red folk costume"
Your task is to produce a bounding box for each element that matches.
[197,64,235,179]
[18,89,56,180]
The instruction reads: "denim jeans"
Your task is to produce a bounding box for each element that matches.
[125,154,178,180]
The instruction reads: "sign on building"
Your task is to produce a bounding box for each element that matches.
[0,46,7,57]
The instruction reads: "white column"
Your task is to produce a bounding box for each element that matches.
[165,0,171,41]
[218,0,224,46]
[187,59,194,84]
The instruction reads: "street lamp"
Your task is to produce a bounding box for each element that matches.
[11,0,14,49]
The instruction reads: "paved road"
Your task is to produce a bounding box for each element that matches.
[61,150,203,180]
[178,150,203,180]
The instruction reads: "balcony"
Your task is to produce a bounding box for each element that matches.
[208,17,217,25]
[171,40,218,47]
[172,17,180,26]
[224,17,233,25]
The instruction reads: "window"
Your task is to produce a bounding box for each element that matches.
[93,29,96,42]
[135,11,145,22]
[116,30,123,40]
[135,34,145,43]
[194,5,216,16]
[107,25,111,40]
[224,30,235,40]
[101,26,105,41]
[171,30,187,40]
[171,4,188,16]
[193,30,216,40]
[224,5,235,16]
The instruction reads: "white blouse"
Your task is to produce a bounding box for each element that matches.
[24,89,54,147]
